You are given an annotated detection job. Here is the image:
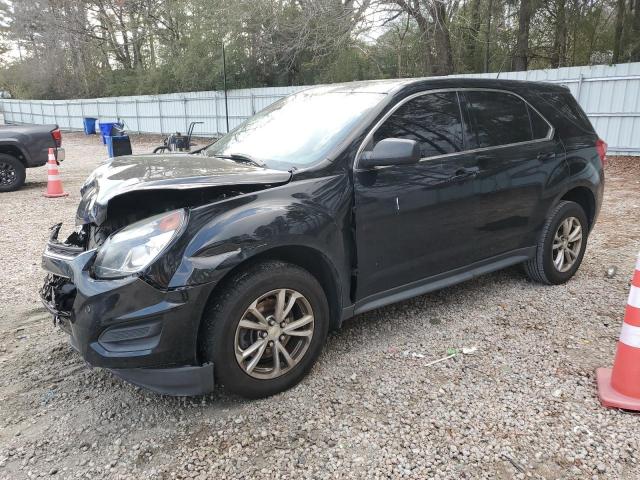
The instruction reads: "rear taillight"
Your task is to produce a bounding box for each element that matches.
[595,138,607,166]
[51,128,62,148]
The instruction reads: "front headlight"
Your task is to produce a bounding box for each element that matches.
[93,209,186,279]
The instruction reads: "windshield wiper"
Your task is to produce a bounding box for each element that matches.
[213,153,265,168]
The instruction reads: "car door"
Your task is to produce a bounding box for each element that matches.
[459,90,566,258]
[353,91,483,300]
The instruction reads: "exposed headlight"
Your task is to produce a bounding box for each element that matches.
[93,210,186,279]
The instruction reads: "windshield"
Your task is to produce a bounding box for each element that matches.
[204,88,385,170]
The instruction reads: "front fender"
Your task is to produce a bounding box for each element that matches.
[164,175,352,290]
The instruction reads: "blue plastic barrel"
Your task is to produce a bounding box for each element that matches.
[83,117,97,135]
[98,122,119,144]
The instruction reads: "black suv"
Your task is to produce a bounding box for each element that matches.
[41,78,605,398]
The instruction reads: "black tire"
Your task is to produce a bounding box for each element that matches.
[524,200,589,285]
[199,260,329,398]
[0,154,26,192]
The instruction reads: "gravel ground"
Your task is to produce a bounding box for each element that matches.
[1,133,639,479]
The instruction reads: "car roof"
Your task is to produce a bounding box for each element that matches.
[300,77,568,97]
[297,79,416,95]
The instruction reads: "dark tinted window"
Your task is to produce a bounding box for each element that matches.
[373,92,463,158]
[465,91,532,148]
[536,90,594,138]
[528,105,551,139]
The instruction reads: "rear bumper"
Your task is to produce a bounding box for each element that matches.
[40,225,216,396]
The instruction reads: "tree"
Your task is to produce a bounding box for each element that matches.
[612,0,626,62]
[462,0,483,72]
[631,0,640,60]
[550,0,567,67]
[0,0,633,99]
[379,0,456,76]
[512,0,533,70]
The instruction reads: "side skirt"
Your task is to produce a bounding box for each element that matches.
[342,247,535,320]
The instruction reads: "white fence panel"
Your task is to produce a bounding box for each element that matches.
[1,63,639,154]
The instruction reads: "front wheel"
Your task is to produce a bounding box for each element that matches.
[199,261,329,398]
[524,200,589,285]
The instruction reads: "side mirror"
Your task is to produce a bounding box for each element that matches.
[359,138,421,169]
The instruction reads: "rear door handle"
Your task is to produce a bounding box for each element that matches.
[537,152,556,162]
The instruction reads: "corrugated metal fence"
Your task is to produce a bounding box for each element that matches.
[0,85,306,139]
[1,62,639,155]
[454,62,640,156]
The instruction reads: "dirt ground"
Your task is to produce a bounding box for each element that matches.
[0,133,639,479]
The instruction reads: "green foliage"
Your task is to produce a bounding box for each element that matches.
[0,0,633,99]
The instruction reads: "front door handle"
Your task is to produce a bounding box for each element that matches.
[537,152,556,162]
[449,166,480,181]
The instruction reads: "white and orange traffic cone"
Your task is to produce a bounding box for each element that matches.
[43,148,68,198]
[596,252,640,410]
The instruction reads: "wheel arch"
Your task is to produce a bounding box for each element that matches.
[559,186,596,229]
[0,142,30,166]
[198,244,343,349]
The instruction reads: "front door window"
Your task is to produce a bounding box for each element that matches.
[373,91,465,159]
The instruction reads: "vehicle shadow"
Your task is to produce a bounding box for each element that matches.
[335,265,525,336]
[20,181,49,191]
[169,267,528,408]
[37,266,527,410]
[188,266,526,406]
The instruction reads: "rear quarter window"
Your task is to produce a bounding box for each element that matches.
[531,90,595,140]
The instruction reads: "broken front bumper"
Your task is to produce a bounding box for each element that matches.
[40,224,215,396]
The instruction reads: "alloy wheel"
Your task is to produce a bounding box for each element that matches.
[234,288,315,380]
[552,216,582,273]
[0,161,17,187]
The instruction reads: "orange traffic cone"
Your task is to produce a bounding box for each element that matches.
[43,148,68,198]
[596,252,640,410]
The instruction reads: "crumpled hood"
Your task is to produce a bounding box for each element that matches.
[76,153,292,225]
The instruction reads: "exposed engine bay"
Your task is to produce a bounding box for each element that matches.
[85,186,250,248]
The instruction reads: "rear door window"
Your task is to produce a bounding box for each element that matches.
[464,91,533,148]
[373,91,464,159]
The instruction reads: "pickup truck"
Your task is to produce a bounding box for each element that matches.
[0,124,64,192]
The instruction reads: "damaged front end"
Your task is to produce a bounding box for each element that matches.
[40,274,76,332]
[40,223,87,328]
[40,219,217,395]
[39,153,293,395]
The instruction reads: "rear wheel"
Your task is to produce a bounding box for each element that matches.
[524,200,588,285]
[199,260,329,398]
[0,154,25,192]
